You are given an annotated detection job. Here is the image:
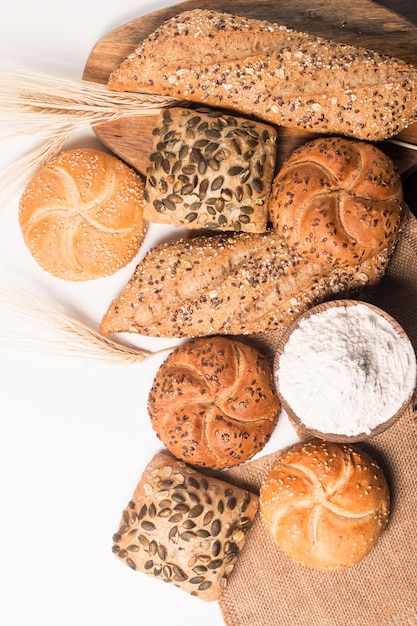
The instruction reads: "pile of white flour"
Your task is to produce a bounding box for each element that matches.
[276,303,416,436]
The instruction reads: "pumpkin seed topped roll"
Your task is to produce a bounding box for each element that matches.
[112,451,259,601]
[143,106,277,232]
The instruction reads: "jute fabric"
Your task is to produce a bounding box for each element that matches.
[219,210,417,626]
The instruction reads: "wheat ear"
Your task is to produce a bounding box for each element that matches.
[0,66,181,208]
[0,131,72,208]
[0,65,179,137]
[0,279,176,365]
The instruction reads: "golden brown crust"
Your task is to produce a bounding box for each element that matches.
[148,337,280,469]
[19,148,147,281]
[259,439,390,570]
[269,137,405,266]
[108,9,417,141]
[99,222,393,339]
[111,452,259,601]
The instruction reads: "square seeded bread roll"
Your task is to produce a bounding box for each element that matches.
[143,106,277,232]
[111,452,259,601]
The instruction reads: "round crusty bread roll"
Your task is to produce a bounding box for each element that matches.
[148,336,280,470]
[259,439,390,570]
[19,148,147,281]
[269,137,404,267]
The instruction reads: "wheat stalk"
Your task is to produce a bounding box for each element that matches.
[0,130,72,208]
[0,65,180,138]
[0,66,182,208]
[0,279,176,365]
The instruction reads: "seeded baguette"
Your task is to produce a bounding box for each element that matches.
[100,229,390,339]
[111,451,258,601]
[108,9,417,141]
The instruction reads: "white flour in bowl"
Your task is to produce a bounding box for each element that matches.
[276,303,416,436]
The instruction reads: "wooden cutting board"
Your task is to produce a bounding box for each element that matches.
[83,0,417,177]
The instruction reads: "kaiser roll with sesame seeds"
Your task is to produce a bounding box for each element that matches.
[147,337,280,470]
[19,148,147,281]
[269,137,404,267]
[111,451,259,601]
[259,439,390,570]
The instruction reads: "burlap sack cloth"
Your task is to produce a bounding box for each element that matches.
[219,209,417,626]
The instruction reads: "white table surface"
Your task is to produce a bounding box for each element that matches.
[0,2,302,625]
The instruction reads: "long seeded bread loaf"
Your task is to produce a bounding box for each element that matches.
[99,229,392,339]
[108,9,417,141]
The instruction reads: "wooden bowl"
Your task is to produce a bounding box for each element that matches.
[273,299,416,443]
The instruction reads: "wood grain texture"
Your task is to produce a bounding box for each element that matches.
[83,0,417,177]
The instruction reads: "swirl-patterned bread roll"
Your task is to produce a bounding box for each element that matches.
[19,148,147,281]
[269,137,404,267]
[148,337,280,469]
[259,439,390,570]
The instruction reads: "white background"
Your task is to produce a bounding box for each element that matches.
[0,2,300,625]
